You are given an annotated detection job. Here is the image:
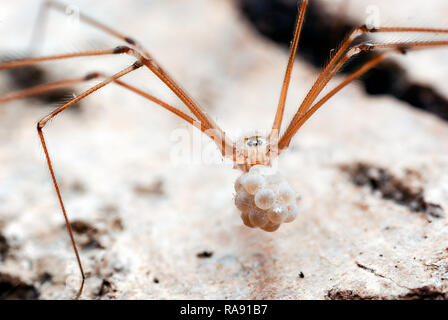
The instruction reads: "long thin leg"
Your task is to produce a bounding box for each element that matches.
[278,39,448,151]
[35,61,225,298]
[0,71,206,132]
[294,26,448,127]
[0,48,196,125]
[279,52,388,151]
[28,1,235,157]
[0,73,100,104]
[268,0,308,142]
[36,62,142,299]
[0,49,121,70]
[0,45,235,158]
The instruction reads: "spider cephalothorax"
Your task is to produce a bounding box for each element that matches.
[234,134,277,172]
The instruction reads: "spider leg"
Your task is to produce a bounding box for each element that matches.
[6,61,216,298]
[269,0,308,142]
[0,49,119,70]
[1,70,209,133]
[36,62,144,299]
[295,26,448,127]
[27,1,235,158]
[278,39,448,151]
[0,46,235,157]
[0,72,101,104]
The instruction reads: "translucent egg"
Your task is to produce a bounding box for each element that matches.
[241,173,265,195]
[261,222,281,232]
[249,207,269,228]
[249,165,265,174]
[254,189,275,210]
[240,210,255,228]
[249,165,275,176]
[267,202,288,224]
[265,172,285,189]
[234,191,253,212]
[234,175,245,193]
[278,183,295,205]
[285,202,299,223]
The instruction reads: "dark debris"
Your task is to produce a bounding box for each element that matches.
[197,251,214,259]
[97,279,116,297]
[340,162,444,219]
[70,220,104,250]
[0,232,9,262]
[328,285,448,300]
[0,273,39,300]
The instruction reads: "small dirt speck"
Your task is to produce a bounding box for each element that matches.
[97,279,116,297]
[197,251,214,259]
[134,180,164,196]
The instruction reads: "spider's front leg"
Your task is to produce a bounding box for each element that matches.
[36,61,143,299]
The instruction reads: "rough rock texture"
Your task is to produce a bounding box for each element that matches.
[0,0,447,299]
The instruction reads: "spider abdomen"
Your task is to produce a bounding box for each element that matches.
[234,165,298,232]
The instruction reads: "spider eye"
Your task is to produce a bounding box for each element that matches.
[245,136,266,147]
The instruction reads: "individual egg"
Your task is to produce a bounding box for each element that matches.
[285,202,299,223]
[261,222,281,232]
[241,173,265,195]
[267,202,288,224]
[249,207,269,228]
[241,210,255,228]
[234,175,245,193]
[249,164,266,175]
[254,189,275,210]
[249,165,275,176]
[265,172,285,190]
[278,182,295,204]
[234,191,253,212]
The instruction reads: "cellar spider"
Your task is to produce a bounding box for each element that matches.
[1,0,448,299]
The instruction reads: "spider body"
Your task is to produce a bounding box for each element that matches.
[234,134,273,171]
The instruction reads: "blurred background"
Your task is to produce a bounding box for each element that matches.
[0,0,447,299]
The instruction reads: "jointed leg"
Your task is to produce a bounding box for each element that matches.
[28,1,234,156]
[279,52,388,150]
[36,62,142,299]
[0,72,101,104]
[0,49,123,70]
[0,71,201,129]
[293,25,448,127]
[0,43,235,157]
[269,0,308,142]
[278,38,448,151]
[34,59,234,298]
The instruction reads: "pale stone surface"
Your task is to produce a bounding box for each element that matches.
[0,0,447,299]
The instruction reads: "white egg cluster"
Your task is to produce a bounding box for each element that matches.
[234,165,298,232]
